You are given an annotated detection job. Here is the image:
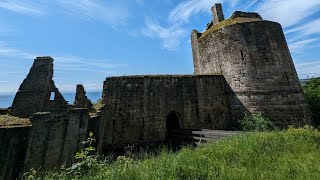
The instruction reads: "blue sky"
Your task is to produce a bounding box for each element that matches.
[0,0,319,93]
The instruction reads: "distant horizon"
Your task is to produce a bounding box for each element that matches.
[0,91,102,108]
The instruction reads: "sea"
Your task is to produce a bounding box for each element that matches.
[0,92,102,108]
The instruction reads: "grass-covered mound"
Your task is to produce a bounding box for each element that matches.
[42,128,320,179]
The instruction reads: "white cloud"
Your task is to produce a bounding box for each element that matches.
[284,18,320,54]
[55,0,130,27]
[0,0,130,27]
[296,60,320,78]
[142,18,187,51]
[0,1,45,16]
[168,0,221,23]
[229,0,241,8]
[54,56,128,71]
[142,0,222,50]
[286,19,320,39]
[288,38,320,53]
[244,0,259,11]
[0,42,37,59]
[256,0,320,28]
[0,42,127,72]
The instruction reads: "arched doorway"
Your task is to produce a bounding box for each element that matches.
[166,112,180,130]
[166,112,180,137]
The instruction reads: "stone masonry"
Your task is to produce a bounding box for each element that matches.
[24,109,89,170]
[97,75,231,152]
[191,4,312,126]
[0,3,313,178]
[73,84,93,109]
[10,57,68,118]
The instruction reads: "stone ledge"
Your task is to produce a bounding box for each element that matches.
[106,74,223,80]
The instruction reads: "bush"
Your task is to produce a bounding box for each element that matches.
[239,112,277,132]
[303,77,320,126]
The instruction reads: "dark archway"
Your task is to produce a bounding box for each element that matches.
[166,112,180,131]
[166,112,185,149]
[166,112,180,140]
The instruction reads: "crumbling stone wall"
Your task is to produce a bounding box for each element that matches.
[97,75,231,152]
[10,57,68,118]
[191,8,312,126]
[73,84,93,109]
[0,127,29,179]
[24,109,89,170]
[0,108,9,115]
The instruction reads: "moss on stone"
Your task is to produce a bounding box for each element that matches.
[199,17,263,40]
[107,74,223,79]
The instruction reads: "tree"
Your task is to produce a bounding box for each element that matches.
[303,77,320,126]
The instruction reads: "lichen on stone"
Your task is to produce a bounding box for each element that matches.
[200,17,263,40]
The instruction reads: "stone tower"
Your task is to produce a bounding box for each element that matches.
[191,4,312,126]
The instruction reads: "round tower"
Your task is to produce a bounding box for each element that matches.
[191,4,312,126]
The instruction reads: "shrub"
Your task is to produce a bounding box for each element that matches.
[302,77,320,126]
[239,112,277,132]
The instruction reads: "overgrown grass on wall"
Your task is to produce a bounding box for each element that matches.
[40,127,320,180]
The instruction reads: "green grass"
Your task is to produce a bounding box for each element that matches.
[43,127,320,180]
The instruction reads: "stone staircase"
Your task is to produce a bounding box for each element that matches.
[168,129,241,145]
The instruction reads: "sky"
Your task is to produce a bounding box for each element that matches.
[0,0,319,93]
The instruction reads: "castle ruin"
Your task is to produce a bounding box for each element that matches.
[0,3,312,179]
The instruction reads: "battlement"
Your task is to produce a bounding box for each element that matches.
[211,3,225,25]
[35,56,54,61]
[230,11,262,19]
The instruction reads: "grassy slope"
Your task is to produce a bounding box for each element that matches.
[46,128,320,179]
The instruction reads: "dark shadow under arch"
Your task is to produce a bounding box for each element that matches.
[166,112,180,131]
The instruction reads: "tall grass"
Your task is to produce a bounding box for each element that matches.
[41,127,320,180]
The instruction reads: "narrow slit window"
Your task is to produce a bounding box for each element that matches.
[285,72,289,81]
[240,50,245,60]
[50,92,55,100]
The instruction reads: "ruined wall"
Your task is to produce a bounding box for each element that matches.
[24,109,89,170]
[10,57,68,118]
[191,14,312,125]
[0,127,29,179]
[73,84,93,109]
[98,75,230,152]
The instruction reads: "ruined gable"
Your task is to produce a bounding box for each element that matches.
[9,57,68,118]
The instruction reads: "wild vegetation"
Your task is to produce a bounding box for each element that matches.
[303,77,320,126]
[23,126,320,180]
[238,112,277,132]
[0,115,31,127]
